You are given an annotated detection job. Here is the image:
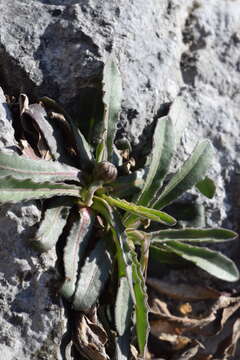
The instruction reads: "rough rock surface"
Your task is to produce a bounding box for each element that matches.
[0,89,67,359]
[0,0,240,358]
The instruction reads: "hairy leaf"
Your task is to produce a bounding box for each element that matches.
[165,241,240,282]
[139,116,174,206]
[115,277,132,360]
[153,140,214,209]
[73,237,112,311]
[102,56,122,162]
[196,176,216,199]
[0,152,83,183]
[92,196,135,302]
[168,94,191,147]
[60,207,95,300]
[131,250,149,358]
[0,177,80,203]
[101,194,176,227]
[149,245,186,265]
[148,228,237,244]
[123,116,174,225]
[115,277,132,336]
[32,197,72,251]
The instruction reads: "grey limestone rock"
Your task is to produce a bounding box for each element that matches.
[0,0,240,358]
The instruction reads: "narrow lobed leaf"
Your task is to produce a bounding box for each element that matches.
[32,197,73,251]
[115,276,133,360]
[102,56,122,162]
[138,116,174,207]
[148,228,238,244]
[168,94,191,147]
[123,116,174,226]
[131,250,149,358]
[149,245,185,265]
[60,207,95,301]
[0,152,83,183]
[73,236,112,312]
[101,194,176,227]
[92,196,136,303]
[165,240,240,282]
[0,177,80,203]
[153,140,214,210]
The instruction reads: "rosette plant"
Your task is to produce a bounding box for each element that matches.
[0,56,239,359]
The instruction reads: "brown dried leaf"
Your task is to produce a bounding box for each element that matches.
[73,312,109,360]
[20,102,57,159]
[158,333,191,351]
[19,139,40,160]
[150,318,183,337]
[49,111,77,156]
[173,341,202,360]
[223,318,240,357]
[150,295,240,337]
[147,278,221,301]
[219,300,240,333]
[215,318,240,358]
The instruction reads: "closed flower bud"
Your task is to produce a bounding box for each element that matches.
[94,161,118,183]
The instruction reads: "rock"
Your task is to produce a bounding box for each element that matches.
[0,0,240,358]
[0,91,67,359]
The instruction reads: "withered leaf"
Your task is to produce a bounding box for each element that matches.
[222,318,240,358]
[158,333,191,351]
[19,139,40,160]
[73,312,109,360]
[21,101,58,159]
[172,341,202,360]
[150,295,240,337]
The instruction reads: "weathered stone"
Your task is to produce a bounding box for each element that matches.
[0,92,67,359]
[0,0,240,358]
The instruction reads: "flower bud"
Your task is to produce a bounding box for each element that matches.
[94,161,118,183]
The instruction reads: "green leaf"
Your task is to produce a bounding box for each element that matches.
[148,228,238,244]
[102,56,122,162]
[39,96,93,169]
[131,250,149,357]
[153,140,214,210]
[92,196,135,302]
[0,177,80,203]
[73,237,112,312]
[32,197,72,251]
[165,241,240,282]
[138,116,174,206]
[123,116,174,225]
[101,194,176,227]
[0,152,83,183]
[196,176,216,199]
[149,245,185,265]
[108,169,146,198]
[60,207,95,301]
[115,277,132,360]
[168,94,191,147]
[115,277,132,336]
